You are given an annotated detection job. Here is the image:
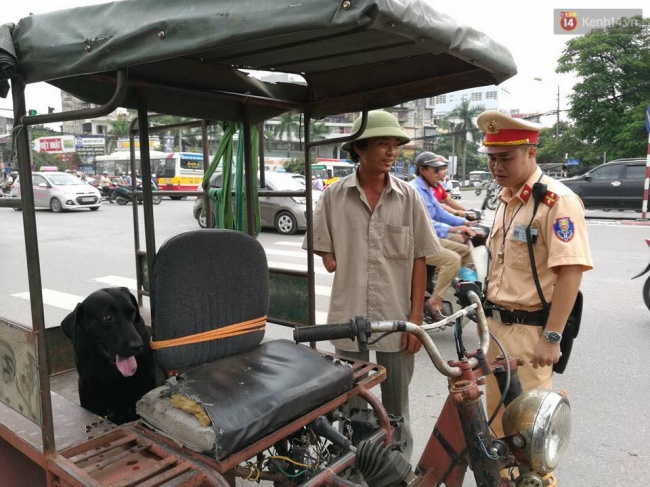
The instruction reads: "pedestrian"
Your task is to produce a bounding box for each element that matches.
[311,175,325,191]
[477,110,593,461]
[409,152,478,320]
[442,175,452,192]
[304,110,439,461]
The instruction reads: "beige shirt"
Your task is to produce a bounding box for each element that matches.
[304,173,440,352]
[486,167,593,311]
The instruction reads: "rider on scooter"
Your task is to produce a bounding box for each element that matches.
[410,152,479,318]
[421,152,477,219]
[99,171,114,203]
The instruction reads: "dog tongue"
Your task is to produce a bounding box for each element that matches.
[116,355,137,377]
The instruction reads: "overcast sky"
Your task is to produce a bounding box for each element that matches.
[0,0,645,121]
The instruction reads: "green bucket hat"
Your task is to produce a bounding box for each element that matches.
[341,110,410,153]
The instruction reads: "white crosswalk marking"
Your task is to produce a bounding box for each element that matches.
[94,276,138,290]
[274,241,303,247]
[315,285,331,297]
[11,289,83,311]
[265,248,306,258]
[267,261,330,275]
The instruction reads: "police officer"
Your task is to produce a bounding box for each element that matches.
[477,110,593,442]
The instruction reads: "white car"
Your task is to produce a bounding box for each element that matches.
[10,172,102,212]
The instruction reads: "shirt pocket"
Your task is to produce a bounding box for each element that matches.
[382,224,410,260]
[506,231,546,270]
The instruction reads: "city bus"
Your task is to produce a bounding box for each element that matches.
[95,151,204,198]
[311,159,355,186]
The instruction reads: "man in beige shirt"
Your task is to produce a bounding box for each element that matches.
[304,110,439,460]
[477,111,593,451]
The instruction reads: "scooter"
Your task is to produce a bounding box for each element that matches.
[292,284,571,486]
[424,211,490,330]
[99,186,113,202]
[111,181,162,205]
[483,181,500,211]
[474,181,483,196]
[632,238,650,311]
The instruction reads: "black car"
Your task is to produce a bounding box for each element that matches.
[560,158,646,211]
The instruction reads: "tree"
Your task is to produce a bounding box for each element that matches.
[444,100,485,184]
[556,16,650,160]
[283,157,305,175]
[309,122,329,160]
[274,113,301,143]
[108,117,132,138]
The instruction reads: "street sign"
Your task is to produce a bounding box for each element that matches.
[566,158,580,166]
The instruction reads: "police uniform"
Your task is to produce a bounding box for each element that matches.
[477,111,593,439]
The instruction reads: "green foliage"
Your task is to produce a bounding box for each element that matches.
[444,100,486,182]
[283,157,305,175]
[30,151,79,172]
[556,16,650,160]
[108,117,132,138]
[274,113,301,140]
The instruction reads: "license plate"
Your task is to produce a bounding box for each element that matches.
[80,197,95,203]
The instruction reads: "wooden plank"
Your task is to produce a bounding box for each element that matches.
[0,317,41,425]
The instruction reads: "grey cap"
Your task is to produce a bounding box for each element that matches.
[415,151,447,169]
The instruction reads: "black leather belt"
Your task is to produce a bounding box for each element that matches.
[484,301,548,326]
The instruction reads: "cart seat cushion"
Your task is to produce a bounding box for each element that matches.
[151,229,268,371]
[137,339,354,459]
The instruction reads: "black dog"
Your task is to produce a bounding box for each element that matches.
[61,287,156,424]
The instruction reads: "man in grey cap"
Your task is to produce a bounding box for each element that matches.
[409,152,477,318]
[304,110,439,460]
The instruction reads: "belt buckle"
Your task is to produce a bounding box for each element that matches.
[492,309,502,323]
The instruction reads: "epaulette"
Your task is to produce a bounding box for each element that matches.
[542,191,558,207]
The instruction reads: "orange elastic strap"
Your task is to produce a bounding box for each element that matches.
[149,315,266,350]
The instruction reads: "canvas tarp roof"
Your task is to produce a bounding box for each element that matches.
[0,0,517,122]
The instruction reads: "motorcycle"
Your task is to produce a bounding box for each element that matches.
[474,181,483,196]
[632,238,650,311]
[292,283,571,486]
[483,181,500,211]
[99,185,113,202]
[111,181,162,205]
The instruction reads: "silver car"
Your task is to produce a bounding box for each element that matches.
[193,171,321,235]
[10,172,102,212]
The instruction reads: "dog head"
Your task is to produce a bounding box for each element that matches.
[61,287,148,377]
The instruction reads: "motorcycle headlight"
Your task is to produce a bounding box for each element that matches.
[502,388,571,475]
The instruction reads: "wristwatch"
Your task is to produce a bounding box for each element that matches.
[542,330,562,343]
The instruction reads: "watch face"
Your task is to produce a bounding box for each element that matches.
[544,331,562,343]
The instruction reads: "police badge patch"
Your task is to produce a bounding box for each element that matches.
[553,217,575,242]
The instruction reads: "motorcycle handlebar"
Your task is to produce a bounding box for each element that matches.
[293,318,371,343]
[294,291,489,378]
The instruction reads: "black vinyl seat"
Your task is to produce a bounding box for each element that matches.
[137,229,353,459]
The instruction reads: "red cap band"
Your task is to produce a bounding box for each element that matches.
[484,129,539,146]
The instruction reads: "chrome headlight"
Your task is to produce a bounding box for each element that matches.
[502,388,571,474]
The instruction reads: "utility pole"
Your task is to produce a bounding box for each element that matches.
[556,85,560,138]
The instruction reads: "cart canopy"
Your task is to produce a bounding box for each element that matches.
[0,0,517,121]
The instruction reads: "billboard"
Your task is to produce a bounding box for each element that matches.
[34,135,76,153]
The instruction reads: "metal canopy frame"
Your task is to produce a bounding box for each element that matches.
[0,0,517,467]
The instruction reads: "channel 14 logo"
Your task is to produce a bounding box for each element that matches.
[554,9,643,35]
